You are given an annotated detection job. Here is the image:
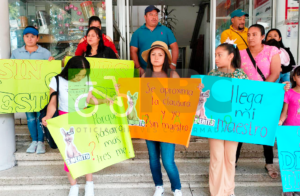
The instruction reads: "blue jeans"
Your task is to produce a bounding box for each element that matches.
[146,140,181,192]
[276,72,290,83]
[26,112,44,142]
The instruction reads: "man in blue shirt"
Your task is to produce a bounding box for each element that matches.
[130,5,179,76]
[11,26,54,154]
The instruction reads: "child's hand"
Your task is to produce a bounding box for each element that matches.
[42,116,51,127]
[282,81,290,92]
[198,83,204,91]
[278,120,283,126]
[48,56,55,61]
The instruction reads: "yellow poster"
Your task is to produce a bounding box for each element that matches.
[0,59,61,113]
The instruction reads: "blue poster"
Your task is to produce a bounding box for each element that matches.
[191,75,284,146]
[277,126,300,193]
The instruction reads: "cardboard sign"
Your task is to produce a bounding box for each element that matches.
[277,126,300,193]
[118,78,201,147]
[191,75,284,146]
[0,59,61,113]
[47,104,135,179]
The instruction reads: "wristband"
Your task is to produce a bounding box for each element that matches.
[171,63,176,67]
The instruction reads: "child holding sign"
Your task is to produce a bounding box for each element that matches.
[207,40,248,196]
[141,41,182,196]
[279,65,300,196]
[42,56,111,196]
[11,26,54,154]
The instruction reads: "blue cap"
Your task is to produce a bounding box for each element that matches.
[230,9,249,18]
[23,27,39,36]
[145,5,160,15]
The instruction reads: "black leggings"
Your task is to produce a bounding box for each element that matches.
[235,142,274,164]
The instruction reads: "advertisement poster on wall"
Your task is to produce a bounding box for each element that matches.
[286,24,298,39]
[286,0,299,24]
[253,0,272,30]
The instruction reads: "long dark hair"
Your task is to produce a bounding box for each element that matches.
[85,27,105,56]
[217,43,241,69]
[59,56,90,81]
[249,24,265,44]
[144,49,170,77]
[291,66,300,88]
[265,29,285,48]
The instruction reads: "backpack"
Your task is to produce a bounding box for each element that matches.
[39,75,59,149]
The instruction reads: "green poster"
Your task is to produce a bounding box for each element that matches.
[64,56,134,100]
[0,59,61,113]
[47,103,135,179]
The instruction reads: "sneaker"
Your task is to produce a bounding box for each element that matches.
[282,192,293,196]
[36,141,46,154]
[173,189,182,196]
[68,185,79,196]
[85,181,94,196]
[153,186,164,196]
[294,192,300,196]
[26,141,38,153]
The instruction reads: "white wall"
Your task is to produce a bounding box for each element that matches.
[275,0,299,63]
[168,6,199,47]
[199,5,211,74]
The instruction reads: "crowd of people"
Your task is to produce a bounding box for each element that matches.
[10,4,300,196]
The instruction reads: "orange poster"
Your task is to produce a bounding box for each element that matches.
[118,78,201,147]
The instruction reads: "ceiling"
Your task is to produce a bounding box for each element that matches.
[132,0,206,6]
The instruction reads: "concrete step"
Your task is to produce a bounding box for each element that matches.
[0,182,284,196]
[15,125,200,142]
[0,159,281,186]
[15,140,279,162]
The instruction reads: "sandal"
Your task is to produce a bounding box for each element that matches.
[265,164,279,179]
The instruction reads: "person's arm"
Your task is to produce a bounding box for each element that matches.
[41,88,57,127]
[169,42,179,70]
[170,70,180,78]
[266,54,281,82]
[75,42,86,56]
[10,51,15,59]
[130,46,144,76]
[279,102,288,125]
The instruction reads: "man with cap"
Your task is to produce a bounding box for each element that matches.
[130,5,179,76]
[221,9,249,50]
[11,26,54,155]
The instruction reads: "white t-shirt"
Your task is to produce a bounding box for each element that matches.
[49,76,93,113]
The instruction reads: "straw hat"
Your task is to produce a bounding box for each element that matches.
[141,41,172,64]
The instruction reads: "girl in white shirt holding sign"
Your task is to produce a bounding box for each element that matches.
[42,56,111,196]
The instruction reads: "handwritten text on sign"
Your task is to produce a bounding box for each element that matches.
[191,75,284,146]
[277,126,300,192]
[0,59,61,113]
[118,78,201,147]
[47,103,135,179]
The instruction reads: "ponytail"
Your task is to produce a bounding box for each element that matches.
[218,43,241,69]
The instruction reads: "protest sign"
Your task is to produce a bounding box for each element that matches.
[0,59,61,113]
[47,103,135,179]
[191,75,284,146]
[118,78,201,147]
[277,126,300,193]
[64,56,134,100]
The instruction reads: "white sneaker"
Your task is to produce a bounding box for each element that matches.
[85,181,94,196]
[173,189,182,196]
[36,141,46,154]
[26,141,38,153]
[68,184,79,196]
[153,186,164,196]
